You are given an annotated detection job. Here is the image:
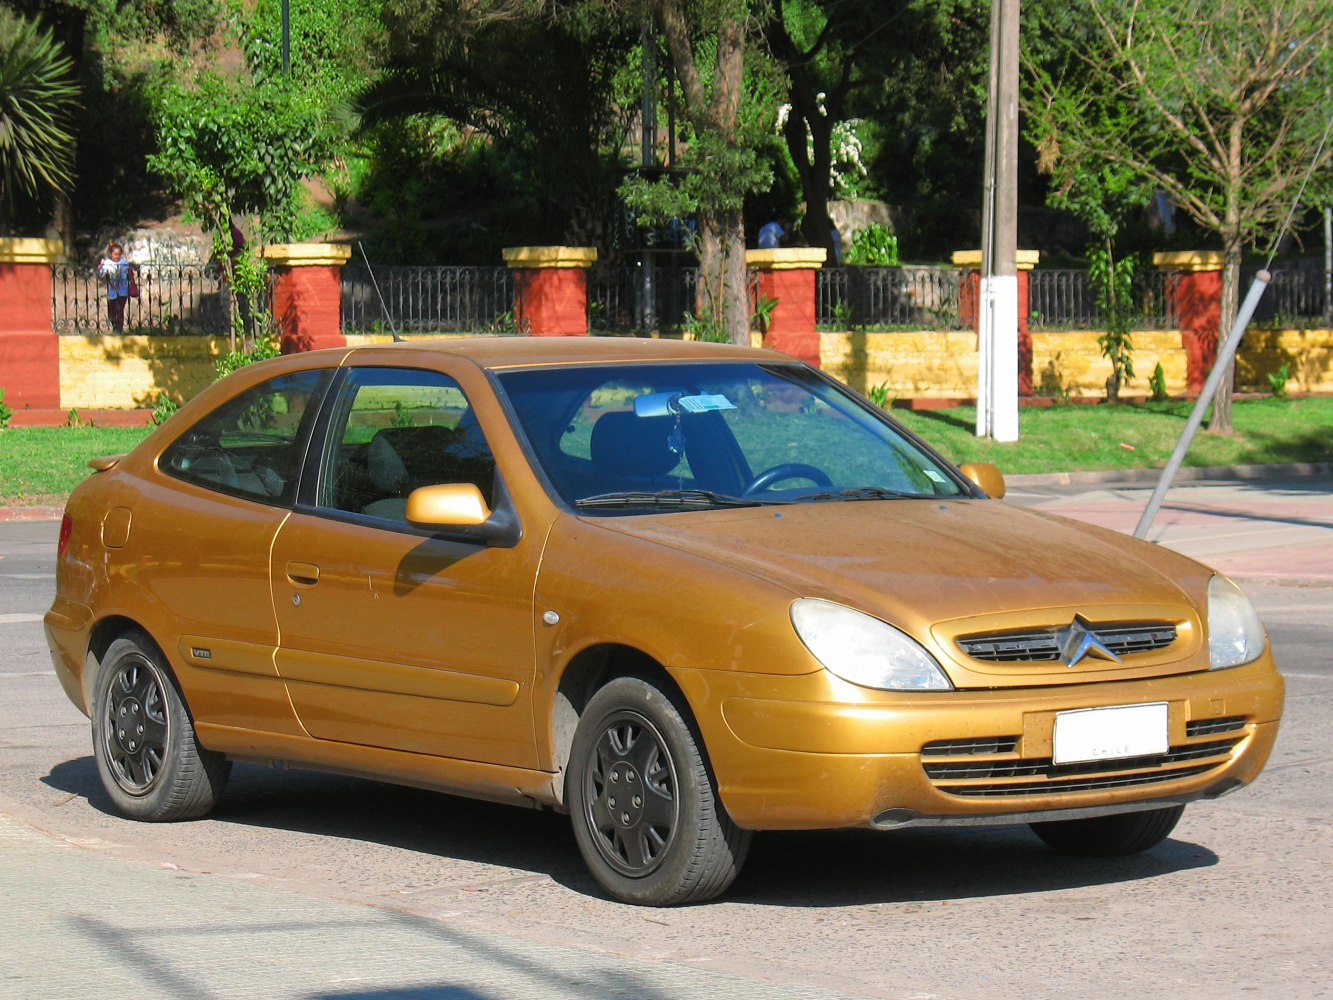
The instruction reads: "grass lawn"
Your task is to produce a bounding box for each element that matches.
[892,397,1333,475]
[2,397,1330,506]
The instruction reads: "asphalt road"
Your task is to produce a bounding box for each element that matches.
[1,510,1330,999]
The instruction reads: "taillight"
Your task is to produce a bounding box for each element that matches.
[58,513,73,558]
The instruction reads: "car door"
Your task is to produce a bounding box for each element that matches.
[269,364,541,768]
[148,367,330,732]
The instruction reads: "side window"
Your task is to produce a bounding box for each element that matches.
[161,370,327,504]
[318,368,497,522]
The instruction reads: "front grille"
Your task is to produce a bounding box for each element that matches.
[1186,716,1247,737]
[921,725,1248,799]
[958,623,1177,663]
[922,737,1019,757]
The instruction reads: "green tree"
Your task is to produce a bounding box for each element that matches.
[1024,0,1333,432]
[356,1,635,258]
[621,0,777,343]
[762,1,957,257]
[0,6,78,231]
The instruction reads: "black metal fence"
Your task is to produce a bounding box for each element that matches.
[817,266,968,330]
[1027,268,1179,331]
[51,257,1331,337]
[1245,259,1332,328]
[341,264,517,334]
[52,263,233,335]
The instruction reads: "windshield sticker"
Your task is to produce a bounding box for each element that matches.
[923,470,947,483]
[674,393,736,413]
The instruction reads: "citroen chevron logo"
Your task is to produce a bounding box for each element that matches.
[1055,615,1122,668]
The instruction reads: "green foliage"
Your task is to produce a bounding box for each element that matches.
[0,6,78,223]
[1149,363,1169,403]
[66,408,92,428]
[1267,363,1291,401]
[682,310,731,344]
[149,394,180,427]
[148,71,334,242]
[215,339,282,380]
[846,224,899,266]
[866,381,892,409]
[0,387,11,428]
[751,294,778,333]
[1088,244,1136,403]
[243,0,383,104]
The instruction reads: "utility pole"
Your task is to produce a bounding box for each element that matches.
[977,0,1020,441]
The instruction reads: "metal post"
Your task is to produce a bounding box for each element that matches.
[1134,272,1271,539]
[281,0,290,74]
[977,0,1019,442]
[1324,206,1331,323]
[640,21,658,331]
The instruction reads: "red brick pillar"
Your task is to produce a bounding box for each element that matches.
[951,249,1040,395]
[0,238,62,409]
[502,246,597,336]
[746,248,827,367]
[1153,251,1224,396]
[261,243,351,353]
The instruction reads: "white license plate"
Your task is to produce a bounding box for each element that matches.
[1052,703,1169,765]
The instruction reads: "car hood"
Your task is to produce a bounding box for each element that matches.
[588,498,1208,628]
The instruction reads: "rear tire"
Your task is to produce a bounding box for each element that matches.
[1030,805,1185,856]
[567,676,751,906]
[91,633,230,821]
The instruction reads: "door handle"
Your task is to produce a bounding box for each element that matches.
[286,561,321,586]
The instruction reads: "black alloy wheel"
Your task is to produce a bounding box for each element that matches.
[91,633,230,821]
[568,676,751,906]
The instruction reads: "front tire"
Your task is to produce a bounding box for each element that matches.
[567,676,751,906]
[1030,805,1185,856]
[91,633,230,821]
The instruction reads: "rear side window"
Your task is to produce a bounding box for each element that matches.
[161,369,329,504]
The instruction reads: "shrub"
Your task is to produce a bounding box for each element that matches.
[1267,363,1290,400]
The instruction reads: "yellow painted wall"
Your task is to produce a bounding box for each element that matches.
[59,336,228,410]
[56,327,1333,410]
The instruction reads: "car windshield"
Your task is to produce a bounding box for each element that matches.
[495,361,966,513]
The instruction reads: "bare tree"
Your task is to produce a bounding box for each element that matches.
[1025,0,1333,430]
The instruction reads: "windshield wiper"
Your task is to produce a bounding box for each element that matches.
[575,489,782,509]
[794,486,924,502]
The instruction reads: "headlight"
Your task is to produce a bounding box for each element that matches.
[791,599,952,691]
[1207,575,1266,669]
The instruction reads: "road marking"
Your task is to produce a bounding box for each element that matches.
[0,573,53,581]
[0,613,44,624]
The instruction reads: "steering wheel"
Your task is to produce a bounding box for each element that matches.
[741,463,833,497]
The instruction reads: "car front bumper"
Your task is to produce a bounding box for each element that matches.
[671,655,1284,831]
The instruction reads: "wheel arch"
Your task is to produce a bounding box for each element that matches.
[549,643,695,809]
[85,616,173,707]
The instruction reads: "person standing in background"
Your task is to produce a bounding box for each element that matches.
[97,242,138,333]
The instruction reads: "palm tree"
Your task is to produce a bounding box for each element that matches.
[0,7,78,229]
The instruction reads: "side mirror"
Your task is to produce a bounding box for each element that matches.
[406,483,491,526]
[958,462,1006,499]
[405,483,521,546]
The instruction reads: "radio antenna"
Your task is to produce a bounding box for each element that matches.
[357,241,402,343]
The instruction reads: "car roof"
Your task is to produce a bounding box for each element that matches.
[340,336,786,371]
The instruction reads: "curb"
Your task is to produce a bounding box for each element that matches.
[0,506,64,522]
[3,462,1330,523]
[1006,461,1333,488]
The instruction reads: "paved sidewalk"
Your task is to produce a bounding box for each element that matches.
[1006,471,1333,587]
[0,811,864,1000]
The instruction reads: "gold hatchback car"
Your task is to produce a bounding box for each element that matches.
[46,337,1283,905]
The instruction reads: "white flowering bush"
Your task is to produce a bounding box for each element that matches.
[776,95,868,198]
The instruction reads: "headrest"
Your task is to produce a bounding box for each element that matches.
[590,411,681,479]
